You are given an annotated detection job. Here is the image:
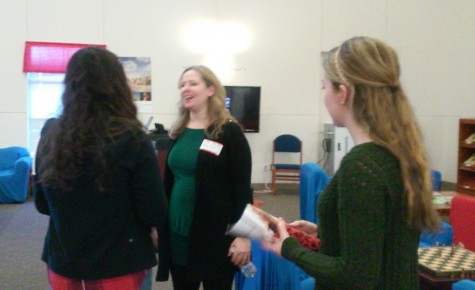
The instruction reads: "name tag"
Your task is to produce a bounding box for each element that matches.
[200,139,223,156]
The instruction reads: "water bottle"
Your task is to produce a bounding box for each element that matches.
[230,246,257,278]
[240,261,257,278]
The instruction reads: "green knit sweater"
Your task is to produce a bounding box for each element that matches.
[282,142,420,290]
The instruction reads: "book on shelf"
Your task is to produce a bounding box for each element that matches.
[463,153,475,167]
[465,132,475,145]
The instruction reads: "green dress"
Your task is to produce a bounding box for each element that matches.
[167,128,205,266]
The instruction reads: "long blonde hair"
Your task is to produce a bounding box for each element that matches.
[322,37,439,231]
[169,65,239,139]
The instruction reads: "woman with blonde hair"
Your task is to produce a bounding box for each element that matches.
[263,36,439,289]
[156,65,253,290]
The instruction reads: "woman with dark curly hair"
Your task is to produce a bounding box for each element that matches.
[35,46,168,290]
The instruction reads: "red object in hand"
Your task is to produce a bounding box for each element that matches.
[274,225,320,251]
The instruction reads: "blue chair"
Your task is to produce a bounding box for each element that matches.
[432,169,442,191]
[299,163,329,225]
[452,279,475,290]
[300,277,315,290]
[0,146,32,204]
[271,134,302,194]
[234,240,265,290]
[419,221,453,248]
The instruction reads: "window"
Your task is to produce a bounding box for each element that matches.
[27,73,64,159]
[23,42,105,163]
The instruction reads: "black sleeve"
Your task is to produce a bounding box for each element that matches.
[34,118,57,215]
[130,132,168,229]
[225,122,253,222]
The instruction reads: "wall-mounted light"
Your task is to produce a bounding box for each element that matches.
[184,21,219,54]
[218,23,250,54]
[184,21,250,77]
[184,21,250,54]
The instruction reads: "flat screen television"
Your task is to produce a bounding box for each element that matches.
[224,86,261,133]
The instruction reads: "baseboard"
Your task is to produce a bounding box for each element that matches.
[253,182,458,191]
[441,181,457,191]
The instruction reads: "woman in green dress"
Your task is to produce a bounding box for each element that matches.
[156,65,253,290]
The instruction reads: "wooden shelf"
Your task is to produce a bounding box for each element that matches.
[457,119,475,196]
[459,166,475,173]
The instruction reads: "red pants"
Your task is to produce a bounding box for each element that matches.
[47,267,147,290]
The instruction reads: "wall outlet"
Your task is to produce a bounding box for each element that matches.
[264,165,269,172]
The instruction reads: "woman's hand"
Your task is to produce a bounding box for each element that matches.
[261,217,290,256]
[228,237,251,266]
[289,220,318,237]
[150,227,158,250]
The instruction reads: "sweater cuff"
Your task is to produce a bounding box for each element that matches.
[281,236,300,260]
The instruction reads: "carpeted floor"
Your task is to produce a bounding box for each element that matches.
[0,183,300,290]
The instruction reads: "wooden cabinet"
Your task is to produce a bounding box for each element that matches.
[457,119,475,195]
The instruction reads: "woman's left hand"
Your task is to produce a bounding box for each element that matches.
[228,237,251,266]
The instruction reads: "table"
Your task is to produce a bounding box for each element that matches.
[434,190,468,217]
[433,191,457,217]
[419,270,462,290]
[433,191,474,218]
[418,241,475,290]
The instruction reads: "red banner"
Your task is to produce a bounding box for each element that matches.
[23,41,106,73]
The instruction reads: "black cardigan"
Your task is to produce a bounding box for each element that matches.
[157,121,253,281]
[35,119,168,280]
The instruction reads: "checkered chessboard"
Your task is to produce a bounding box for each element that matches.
[418,246,475,278]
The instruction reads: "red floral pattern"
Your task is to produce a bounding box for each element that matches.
[287,225,320,250]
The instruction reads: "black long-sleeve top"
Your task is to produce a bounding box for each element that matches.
[157,120,253,281]
[35,119,168,280]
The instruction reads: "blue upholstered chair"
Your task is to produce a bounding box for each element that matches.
[432,169,442,191]
[298,167,321,290]
[300,276,315,290]
[234,240,265,290]
[235,241,310,290]
[452,279,475,290]
[300,163,330,225]
[0,146,32,204]
[419,221,453,248]
[450,195,475,251]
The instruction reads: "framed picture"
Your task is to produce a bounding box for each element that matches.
[118,57,152,102]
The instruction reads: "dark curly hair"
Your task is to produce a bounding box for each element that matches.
[38,46,142,192]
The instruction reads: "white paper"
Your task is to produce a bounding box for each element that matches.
[226,204,270,241]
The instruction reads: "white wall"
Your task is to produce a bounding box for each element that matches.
[1,0,474,183]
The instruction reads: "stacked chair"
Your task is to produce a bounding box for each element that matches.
[271,134,302,194]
